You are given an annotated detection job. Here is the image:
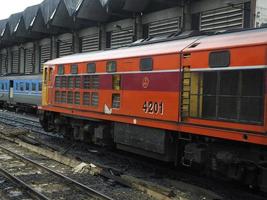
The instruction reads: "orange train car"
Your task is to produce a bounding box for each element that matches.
[40,28,267,191]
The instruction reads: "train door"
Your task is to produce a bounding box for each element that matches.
[9,80,14,104]
[42,66,53,105]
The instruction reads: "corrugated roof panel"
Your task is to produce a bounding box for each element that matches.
[23,5,40,29]
[8,12,23,34]
[40,0,61,24]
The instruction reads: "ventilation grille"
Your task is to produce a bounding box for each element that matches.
[58,39,73,57]
[1,54,7,74]
[91,92,99,106]
[40,44,51,71]
[25,48,34,74]
[83,92,90,105]
[149,17,181,37]
[111,27,133,48]
[200,5,244,32]
[11,50,19,74]
[74,92,80,105]
[67,91,73,104]
[80,34,99,53]
[55,91,61,103]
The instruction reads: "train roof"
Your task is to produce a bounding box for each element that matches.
[183,27,267,52]
[45,28,267,66]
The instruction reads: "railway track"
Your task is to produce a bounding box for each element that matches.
[0,144,113,200]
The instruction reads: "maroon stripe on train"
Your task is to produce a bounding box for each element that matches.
[122,72,180,91]
[100,72,180,91]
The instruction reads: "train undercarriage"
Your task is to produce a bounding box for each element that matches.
[40,110,267,192]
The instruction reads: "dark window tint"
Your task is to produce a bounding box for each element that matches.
[20,82,24,91]
[71,64,78,74]
[38,82,42,91]
[209,51,230,68]
[87,63,96,73]
[26,83,30,91]
[140,58,153,71]
[58,65,64,75]
[32,83,36,91]
[106,61,117,72]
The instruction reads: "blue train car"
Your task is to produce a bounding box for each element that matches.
[0,75,42,111]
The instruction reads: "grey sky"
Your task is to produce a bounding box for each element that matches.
[0,0,43,20]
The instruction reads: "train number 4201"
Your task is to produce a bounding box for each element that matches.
[143,101,164,115]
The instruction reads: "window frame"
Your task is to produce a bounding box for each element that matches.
[106,61,117,73]
[71,64,78,74]
[209,51,230,68]
[58,64,65,75]
[87,63,96,73]
[140,57,153,71]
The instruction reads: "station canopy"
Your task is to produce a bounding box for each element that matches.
[0,0,179,48]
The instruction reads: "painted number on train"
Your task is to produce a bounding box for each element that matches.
[143,101,164,115]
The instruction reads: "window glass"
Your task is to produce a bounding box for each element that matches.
[38,82,42,91]
[209,51,230,68]
[71,64,78,74]
[26,82,30,91]
[91,92,99,107]
[140,58,153,71]
[58,65,64,75]
[87,63,96,73]
[106,61,117,72]
[32,83,36,91]
[2,83,4,90]
[20,82,24,91]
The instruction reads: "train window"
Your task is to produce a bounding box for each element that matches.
[1,83,4,91]
[75,76,81,88]
[112,94,120,109]
[87,63,96,73]
[58,65,65,75]
[112,75,121,90]
[32,83,36,91]
[140,58,153,71]
[68,76,74,88]
[0,83,2,91]
[55,77,61,88]
[106,61,117,72]
[19,82,24,91]
[71,64,78,74]
[61,91,67,103]
[38,82,42,91]
[5,83,7,90]
[83,93,90,105]
[61,77,67,88]
[83,76,91,89]
[91,92,99,107]
[92,75,100,89]
[209,51,230,68]
[74,92,80,105]
[26,82,30,91]
[67,92,73,104]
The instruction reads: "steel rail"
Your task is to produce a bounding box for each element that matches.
[0,144,114,200]
[0,167,50,200]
